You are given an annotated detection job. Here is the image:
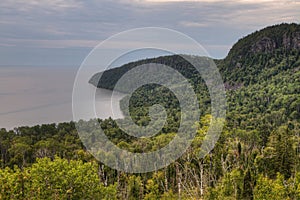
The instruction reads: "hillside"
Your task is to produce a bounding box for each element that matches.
[220,23,300,84]
[0,23,299,199]
[90,23,300,88]
[90,23,300,133]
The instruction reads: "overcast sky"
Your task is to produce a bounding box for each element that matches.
[0,0,299,66]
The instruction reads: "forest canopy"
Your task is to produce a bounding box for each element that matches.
[1,23,300,199]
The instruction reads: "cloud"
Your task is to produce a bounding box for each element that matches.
[129,0,294,3]
[1,0,82,11]
[1,38,99,48]
[179,21,209,27]
[0,0,299,63]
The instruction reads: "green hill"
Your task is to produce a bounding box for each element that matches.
[1,23,299,200]
[90,23,300,135]
[90,23,300,89]
[220,23,300,84]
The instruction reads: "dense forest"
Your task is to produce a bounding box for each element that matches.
[1,23,300,199]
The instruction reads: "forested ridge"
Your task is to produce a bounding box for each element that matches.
[1,23,300,199]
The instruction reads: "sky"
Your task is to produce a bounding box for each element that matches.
[0,0,299,129]
[0,0,299,66]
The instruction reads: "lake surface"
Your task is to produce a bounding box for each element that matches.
[0,66,125,130]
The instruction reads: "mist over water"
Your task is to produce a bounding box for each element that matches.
[0,66,125,130]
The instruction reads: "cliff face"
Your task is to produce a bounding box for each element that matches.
[215,23,300,85]
[226,23,300,61]
[250,31,300,54]
[283,31,300,50]
[90,23,300,88]
[250,36,277,53]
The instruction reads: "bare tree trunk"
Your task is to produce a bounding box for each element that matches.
[199,160,204,196]
[98,164,107,186]
[175,162,181,199]
[164,167,168,192]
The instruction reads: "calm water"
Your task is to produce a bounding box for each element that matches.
[0,66,125,130]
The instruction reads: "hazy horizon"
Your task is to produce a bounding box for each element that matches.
[0,66,125,130]
[1,1,299,66]
[1,0,299,129]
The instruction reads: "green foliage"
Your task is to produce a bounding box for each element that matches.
[254,173,288,200]
[127,175,143,200]
[0,157,117,200]
[1,23,300,199]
